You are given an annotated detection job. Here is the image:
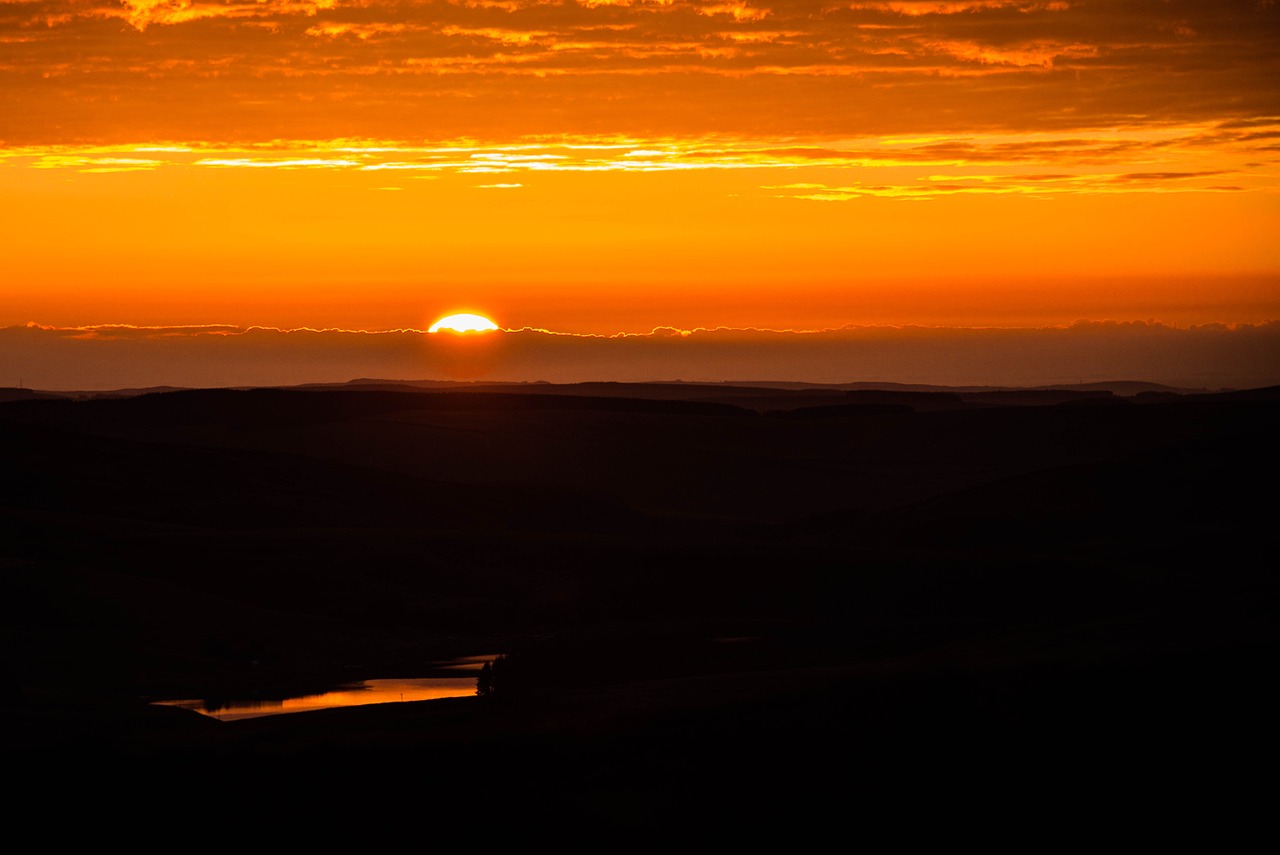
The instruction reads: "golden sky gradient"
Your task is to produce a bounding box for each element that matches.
[3,0,1279,337]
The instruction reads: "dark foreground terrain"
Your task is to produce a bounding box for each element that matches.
[2,380,1275,837]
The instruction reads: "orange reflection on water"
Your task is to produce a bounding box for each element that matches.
[156,674,488,722]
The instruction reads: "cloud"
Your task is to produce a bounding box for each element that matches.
[5,123,1270,201]
[3,0,1277,142]
[918,38,1097,68]
[767,165,1247,200]
[115,0,337,31]
[843,1,1070,14]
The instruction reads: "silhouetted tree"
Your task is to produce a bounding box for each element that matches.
[478,653,524,697]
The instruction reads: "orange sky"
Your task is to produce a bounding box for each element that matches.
[3,0,1279,336]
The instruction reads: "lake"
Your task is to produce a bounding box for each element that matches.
[153,655,497,721]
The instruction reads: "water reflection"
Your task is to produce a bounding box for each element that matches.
[154,656,497,722]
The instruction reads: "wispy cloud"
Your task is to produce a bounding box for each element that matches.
[5,125,1274,198]
[3,0,1277,142]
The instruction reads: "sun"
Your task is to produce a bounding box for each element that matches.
[428,313,500,333]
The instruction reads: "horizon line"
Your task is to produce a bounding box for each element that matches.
[12,318,1279,339]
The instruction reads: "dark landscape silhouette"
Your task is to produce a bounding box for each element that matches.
[2,380,1275,834]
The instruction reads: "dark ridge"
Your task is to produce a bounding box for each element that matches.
[437,381,844,401]
[1131,385,1280,405]
[0,388,68,403]
[292,378,1212,397]
[1029,380,1204,395]
[1053,394,1132,407]
[0,419,645,535]
[845,390,965,409]
[61,385,194,400]
[0,387,755,430]
[834,380,1207,395]
[768,403,914,419]
[1188,384,1280,402]
[10,378,1229,402]
[850,423,1276,556]
[958,389,1117,406]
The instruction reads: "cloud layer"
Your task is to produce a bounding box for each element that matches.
[5,321,1278,391]
[3,0,1278,142]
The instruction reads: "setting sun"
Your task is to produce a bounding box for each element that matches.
[428,313,500,334]
[1,0,1276,386]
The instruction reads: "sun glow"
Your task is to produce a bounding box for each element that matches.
[429,313,500,333]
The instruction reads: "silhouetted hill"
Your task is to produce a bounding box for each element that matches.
[2,381,1274,832]
[0,387,67,403]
